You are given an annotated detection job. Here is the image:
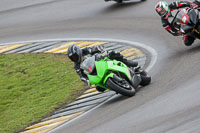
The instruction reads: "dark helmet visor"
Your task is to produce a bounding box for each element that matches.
[69,53,79,62]
[159,8,167,16]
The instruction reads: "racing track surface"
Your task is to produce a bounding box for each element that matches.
[1,0,200,133]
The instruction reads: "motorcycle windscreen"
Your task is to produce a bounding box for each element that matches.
[80,56,96,75]
[188,9,198,25]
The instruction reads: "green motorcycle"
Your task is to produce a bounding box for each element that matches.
[81,54,151,97]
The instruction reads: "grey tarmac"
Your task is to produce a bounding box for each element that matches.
[1,0,200,133]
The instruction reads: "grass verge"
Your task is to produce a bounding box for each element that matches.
[0,53,86,133]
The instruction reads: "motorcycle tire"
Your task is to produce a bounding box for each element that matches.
[106,78,135,97]
[140,75,151,86]
[114,0,123,3]
[96,86,106,92]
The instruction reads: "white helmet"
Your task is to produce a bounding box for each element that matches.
[155,1,170,17]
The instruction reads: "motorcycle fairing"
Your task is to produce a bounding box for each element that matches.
[87,58,132,86]
[175,9,199,34]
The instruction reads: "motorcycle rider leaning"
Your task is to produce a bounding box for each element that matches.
[67,44,139,92]
[155,0,200,46]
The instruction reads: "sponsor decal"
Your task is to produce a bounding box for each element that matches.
[88,66,92,72]
[181,14,189,25]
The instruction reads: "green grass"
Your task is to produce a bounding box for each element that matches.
[0,53,86,133]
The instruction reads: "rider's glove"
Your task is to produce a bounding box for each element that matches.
[190,3,199,9]
[97,45,104,51]
[91,45,105,54]
[101,50,108,57]
[176,31,183,36]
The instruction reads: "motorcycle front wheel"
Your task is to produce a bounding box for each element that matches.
[106,77,135,97]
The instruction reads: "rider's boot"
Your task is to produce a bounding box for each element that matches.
[108,51,138,67]
[122,58,138,68]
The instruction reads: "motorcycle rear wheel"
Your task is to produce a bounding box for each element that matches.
[140,75,151,86]
[106,78,135,97]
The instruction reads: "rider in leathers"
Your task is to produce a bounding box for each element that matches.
[67,44,139,92]
[155,1,200,46]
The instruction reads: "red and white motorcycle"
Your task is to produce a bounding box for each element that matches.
[104,0,146,3]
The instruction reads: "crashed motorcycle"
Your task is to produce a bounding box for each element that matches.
[81,52,151,97]
[172,8,200,39]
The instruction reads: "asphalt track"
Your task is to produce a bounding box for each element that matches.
[1,0,200,133]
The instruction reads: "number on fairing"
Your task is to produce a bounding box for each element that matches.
[181,14,189,25]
